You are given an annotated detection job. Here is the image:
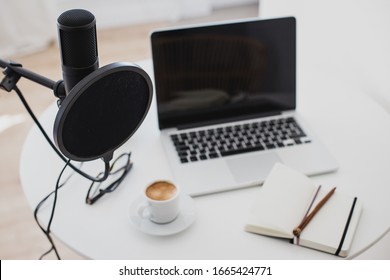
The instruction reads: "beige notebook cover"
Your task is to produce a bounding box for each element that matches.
[245,163,363,257]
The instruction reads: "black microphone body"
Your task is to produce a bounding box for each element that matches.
[57,9,99,94]
[55,9,153,162]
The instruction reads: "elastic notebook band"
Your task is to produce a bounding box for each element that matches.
[335,197,358,256]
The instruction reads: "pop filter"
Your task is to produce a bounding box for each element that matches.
[54,62,153,162]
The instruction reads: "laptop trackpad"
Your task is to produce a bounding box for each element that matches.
[226,152,281,184]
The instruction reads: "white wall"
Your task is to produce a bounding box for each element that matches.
[212,0,257,9]
[56,0,258,28]
[56,0,194,28]
[0,0,57,57]
[0,0,258,58]
[259,0,390,114]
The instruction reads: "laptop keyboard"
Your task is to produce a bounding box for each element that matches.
[170,117,311,164]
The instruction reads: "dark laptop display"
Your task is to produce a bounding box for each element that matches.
[150,17,337,196]
[151,17,296,129]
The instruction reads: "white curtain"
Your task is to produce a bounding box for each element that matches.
[0,0,57,58]
[0,0,213,57]
[55,0,213,28]
[0,0,256,58]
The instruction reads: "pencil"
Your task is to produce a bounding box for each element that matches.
[293,186,337,237]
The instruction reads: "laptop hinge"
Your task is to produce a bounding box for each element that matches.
[177,111,282,130]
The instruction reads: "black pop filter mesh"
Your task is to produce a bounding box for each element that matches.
[54,62,153,161]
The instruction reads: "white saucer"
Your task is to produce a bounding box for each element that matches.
[129,194,196,236]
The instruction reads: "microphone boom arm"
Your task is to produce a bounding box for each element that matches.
[0,58,66,100]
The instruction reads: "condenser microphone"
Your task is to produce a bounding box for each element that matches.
[54,9,153,162]
[57,9,99,93]
[1,9,153,163]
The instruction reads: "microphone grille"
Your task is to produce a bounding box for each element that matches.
[57,9,95,27]
[57,9,98,67]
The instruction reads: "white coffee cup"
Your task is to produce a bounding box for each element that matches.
[138,180,180,224]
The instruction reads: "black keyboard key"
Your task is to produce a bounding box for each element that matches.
[176,145,190,152]
[276,142,285,148]
[178,151,188,157]
[220,144,264,157]
[266,143,276,149]
[209,152,219,159]
[174,140,185,147]
[190,156,198,162]
[290,131,306,138]
[286,117,295,123]
[199,155,208,160]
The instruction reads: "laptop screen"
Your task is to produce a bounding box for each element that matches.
[151,17,296,129]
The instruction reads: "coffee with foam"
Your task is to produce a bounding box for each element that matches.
[146,181,177,201]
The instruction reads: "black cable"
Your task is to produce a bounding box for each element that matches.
[12,84,109,259]
[11,85,133,258]
[34,159,71,260]
[13,85,110,182]
[86,152,133,204]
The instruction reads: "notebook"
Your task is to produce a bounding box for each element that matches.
[150,17,338,196]
[245,163,362,257]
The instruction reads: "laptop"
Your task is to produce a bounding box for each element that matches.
[150,17,338,196]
